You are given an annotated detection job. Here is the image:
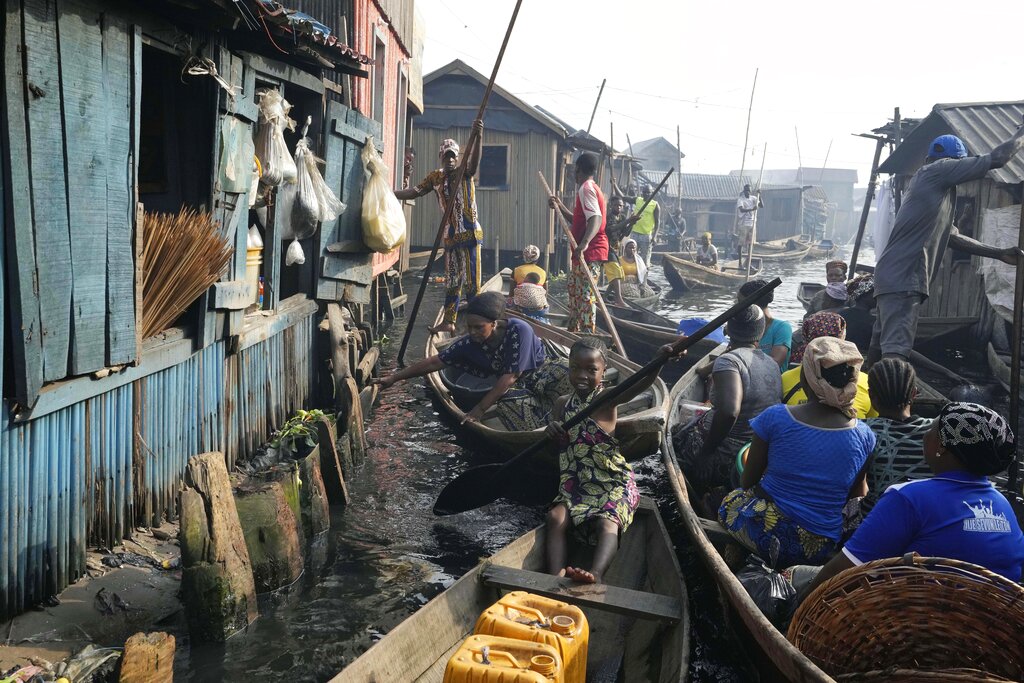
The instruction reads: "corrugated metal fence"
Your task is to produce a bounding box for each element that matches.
[0,314,316,619]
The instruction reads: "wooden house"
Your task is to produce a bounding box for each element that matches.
[876,100,1024,346]
[631,137,684,175]
[407,60,568,266]
[0,0,419,619]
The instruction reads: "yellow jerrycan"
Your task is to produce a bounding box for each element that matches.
[443,635,563,683]
[473,591,588,683]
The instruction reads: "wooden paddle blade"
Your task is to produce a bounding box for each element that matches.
[502,468,559,508]
[433,463,504,515]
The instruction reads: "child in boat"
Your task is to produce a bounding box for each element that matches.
[512,271,549,323]
[544,337,670,584]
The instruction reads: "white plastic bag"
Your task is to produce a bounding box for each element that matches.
[360,136,406,252]
[254,89,296,187]
[285,238,305,266]
[298,137,346,221]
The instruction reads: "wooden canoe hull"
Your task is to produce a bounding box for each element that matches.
[988,342,1012,393]
[662,253,763,292]
[330,498,689,682]
[751,245,811,263]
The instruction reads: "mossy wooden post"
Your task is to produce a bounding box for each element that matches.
[316,417,350,504]
[178,452,257,642]
[344,377,366,466]
[300,448,330,537]
[119,632,175,683]
[326,303,351,418]
[235,469,304,593]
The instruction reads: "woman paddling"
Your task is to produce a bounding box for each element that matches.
[372,291,569,430]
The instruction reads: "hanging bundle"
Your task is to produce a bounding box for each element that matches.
[253,89,296,187]
[285,239,305,266]
[361,136,406,253]
[299,137,346,222]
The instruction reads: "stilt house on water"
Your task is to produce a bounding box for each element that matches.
[0,0,421,619]
[875,101,1024,356]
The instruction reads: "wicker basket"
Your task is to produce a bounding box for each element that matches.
[787,554,1024,680]
[835,668,1015,682]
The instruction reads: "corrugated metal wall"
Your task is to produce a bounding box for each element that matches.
[0,313,316,619]
[408,127,558,256]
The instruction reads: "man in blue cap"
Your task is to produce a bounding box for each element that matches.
[869,128,1024,363]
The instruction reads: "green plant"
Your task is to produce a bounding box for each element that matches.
[270,409,334,456]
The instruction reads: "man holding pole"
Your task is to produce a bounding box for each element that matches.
[549,153,608,333]
[621,183,660,263]
[395,119,485,334]
[868,130,1024,364]
[735,183,761,259]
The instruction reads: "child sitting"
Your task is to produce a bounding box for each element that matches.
[544,338,667,584]
[512,271,549,322]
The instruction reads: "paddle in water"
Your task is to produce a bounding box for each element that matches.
[433,277,783,516]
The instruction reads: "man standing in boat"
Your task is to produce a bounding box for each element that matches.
[395,119,485,334]
[549,153,608,333]
[622,183,660,263]
[735,183,762,260]
[869,130,1024,364]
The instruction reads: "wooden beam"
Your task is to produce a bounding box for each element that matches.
[481,565,682,623]
[241,51,325,94]
[213,281,256,309]
[234,295,317,351]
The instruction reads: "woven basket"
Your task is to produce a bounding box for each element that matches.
[835,668,1015,682]
[787,554,1024,680]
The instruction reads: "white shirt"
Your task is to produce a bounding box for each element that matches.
[577,179,602,221]
[737,195,758,227]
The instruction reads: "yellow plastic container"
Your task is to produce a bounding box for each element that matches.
[473,592,588,683]
[443,635,563,683]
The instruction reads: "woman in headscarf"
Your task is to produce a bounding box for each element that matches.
[806,260,849,315]
[801,402,1024,596]
[785,312,876,418]
[719,337,876,567]
[373,291,569,430]
[605,237,654,306]
[511,244,547,289]
[673,305,782,507]
[837,274,875,353]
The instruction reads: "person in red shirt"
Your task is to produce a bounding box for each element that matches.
[548,153,608,333]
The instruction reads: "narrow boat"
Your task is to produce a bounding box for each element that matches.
[750,243,811,263]
[754,236,802,252]
[330,497,690,682]
[427,275,668,463]
[797,282,824,312]
[661,346,949,681]
[662,253,763,292]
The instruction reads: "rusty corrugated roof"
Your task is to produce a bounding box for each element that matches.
[878,101,1024,184]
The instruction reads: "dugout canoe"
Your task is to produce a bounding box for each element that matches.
[426,275,668,463]
[662,253,763,292]
[330,497,689,682]
[751,243,811,263]
[661,346,950,681]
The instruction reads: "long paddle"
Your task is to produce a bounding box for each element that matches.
[537,171,628,359]
[433,277,783,515]
[396,0,524,366]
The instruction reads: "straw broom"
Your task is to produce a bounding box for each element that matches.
[141,207,234,339]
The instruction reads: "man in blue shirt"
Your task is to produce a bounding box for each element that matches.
[802,403,1024,595]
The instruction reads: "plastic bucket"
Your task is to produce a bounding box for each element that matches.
[245,247,263,303]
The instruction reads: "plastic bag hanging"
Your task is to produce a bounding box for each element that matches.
[285,238,305,266]
[360,136,406,253]
[296,116,346,222]
[253,89,297,187]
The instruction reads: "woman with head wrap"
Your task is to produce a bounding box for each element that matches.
[605,238,655,306]
[802,402,1024,596]
[805,260,850,316]
[739,279,793,369]
[719,337,876,567]
[373,291,569,429]
[511,245,547,288]
[837,274,876,353]
[784,312,877,418]
[673,304,782,505]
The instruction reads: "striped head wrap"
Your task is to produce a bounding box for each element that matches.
[937,402,1015,476]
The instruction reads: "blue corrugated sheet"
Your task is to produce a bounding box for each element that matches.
[0,313,316,618]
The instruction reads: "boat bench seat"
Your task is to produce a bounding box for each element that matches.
[481,565,682,624]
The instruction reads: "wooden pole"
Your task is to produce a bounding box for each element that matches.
[537,171,628,359]
[733,68,758,258]
[746,145,767,281]
[1008,184,1024,490]
[676,125,683,214]
[848,137,886,276]
[586,78,606,135]
[794,126,803,184]
[893,107,904,215]
[626,134,636,193]
[397,0,524,365]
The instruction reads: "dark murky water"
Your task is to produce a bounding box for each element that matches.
[183,243,1006,681]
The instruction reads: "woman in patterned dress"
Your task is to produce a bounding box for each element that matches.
[544,337,676,584]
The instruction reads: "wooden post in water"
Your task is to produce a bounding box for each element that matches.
[848,136,886,276]
[1008,184,1024,491]
[746,145,767,281]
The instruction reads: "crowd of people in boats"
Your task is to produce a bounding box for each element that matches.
[374,122,1024,600]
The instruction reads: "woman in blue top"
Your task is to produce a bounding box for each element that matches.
[720,337,876,567]
[739,279,792,369]
[373,291,569,430]
[802,402,1024,595]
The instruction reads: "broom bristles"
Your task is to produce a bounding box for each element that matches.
[141,207,234,339]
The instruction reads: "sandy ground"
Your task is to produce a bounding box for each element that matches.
[0,522,182,673]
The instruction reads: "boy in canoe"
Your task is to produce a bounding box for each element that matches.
[544,338,675,583]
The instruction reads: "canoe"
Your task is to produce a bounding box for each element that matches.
[793,236,837,259]
[547,296,721,385]
[754,236,802,252]
[661,348,948,680]
[988,342,1012,393]
[330,497,689,682]
[427,275,668,463]
[797,282,825,312]
[662,253,763,292]
[750,243,811,263]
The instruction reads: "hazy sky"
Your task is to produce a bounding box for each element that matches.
[417,0,1022,186]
